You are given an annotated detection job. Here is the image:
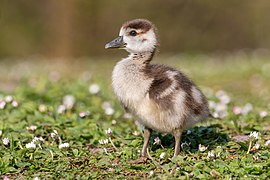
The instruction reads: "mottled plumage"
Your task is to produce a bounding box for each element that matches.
[105,19,210,158]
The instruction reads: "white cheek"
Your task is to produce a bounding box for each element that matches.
[139,30,157,51]
[124,30,157,53]
[123,37,140,53]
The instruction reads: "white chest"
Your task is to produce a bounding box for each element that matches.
[112,59,153,109]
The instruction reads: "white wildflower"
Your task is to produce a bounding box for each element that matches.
[98,139,104,145]
[207,151,215,158]
[103,139,109,144]
[209,90,231,119]
[0,101,6,109]
[216,90,230,105]
[38,104,47,112]
[186,130,192,135]
[50,130,58,139]
[112,119,117,125]
[213,110,228,119]
[2,137,9,145]
[159,152,166,159]
[212,112,219,118]
[233,106,242,115]
[153,137,161,145]
[79,111,90,118]
[242,103,253,115]
[259,111,268,118]
[39,137,45,142]
[79,111,86,118]
[105,107,114,115]
[89,84,100,94]
[132,131,140,136]
[11,100,18,107]
[249,131,260,140]
[32,136,44,143]
[26,141,36,149]
[50,132,56,138]
[26,136,43,149]
[5,95,13,103]
[220,95,230,104]
[208,101,216,109]
[181,142,190,149]
[149,170,155,177]
[57,105,66,114]
[254,143,260,150]
[63,95,75,109]
[101,102,114,115]
[105,128,112,134]
[33,177,40,180]
[99,139,109,145]
[215,103,227,112]
[212,103,228,118]
[198,144,207,152]
[26,125,37,131]
[59,143,70,149]
[0,130,2,136]
[264,140,270,146]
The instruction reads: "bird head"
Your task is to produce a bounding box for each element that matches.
[105,19,158,54]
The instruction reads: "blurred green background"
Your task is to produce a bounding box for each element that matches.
[0,0,270,103]
[0,0,270,58]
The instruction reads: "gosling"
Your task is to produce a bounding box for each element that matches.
[105,19,210,158]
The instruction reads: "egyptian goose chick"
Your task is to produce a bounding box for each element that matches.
[105,19,210,157]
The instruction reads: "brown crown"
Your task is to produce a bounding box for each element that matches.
[122,19,154,33]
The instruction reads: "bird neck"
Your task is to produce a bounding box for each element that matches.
[129,49,156,65]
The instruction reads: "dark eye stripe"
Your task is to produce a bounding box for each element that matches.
[129,30,137,36]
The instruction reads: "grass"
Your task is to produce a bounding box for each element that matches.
[0,53,270,179]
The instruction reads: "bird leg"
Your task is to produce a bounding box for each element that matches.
[173,128,183,157]
[129,127,151,164]
[140,127,151,157]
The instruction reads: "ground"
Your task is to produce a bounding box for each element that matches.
[0,53,270,179]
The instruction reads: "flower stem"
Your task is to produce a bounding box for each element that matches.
[49,150,54,160]
[247,140,252,154]
[109,137,118,151]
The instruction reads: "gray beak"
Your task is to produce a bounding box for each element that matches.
[105,36,125,49]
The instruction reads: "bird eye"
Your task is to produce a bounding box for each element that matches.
[129,30,137,36]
